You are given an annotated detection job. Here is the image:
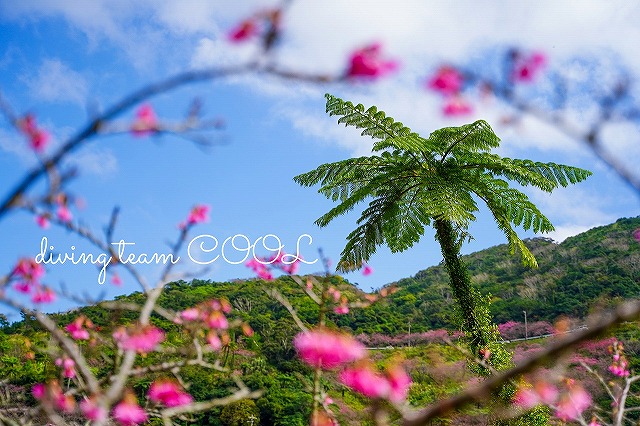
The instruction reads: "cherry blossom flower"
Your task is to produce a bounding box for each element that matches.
[55,357,76,378]
[32,381,75,413]
[340,364,390,399]
[514,381,558,409]
[633,228,640,242]
[362,264,373,276]
[113,392,148,426]
[113,324,165,353]
[180,307,201,321]
[443,96,473,116]
[555,383,591,421]
[56,204,73,223]
[228,19,258,42]
[334,304,349,315]
[427,67,464,96]
[80,397,107,422]
[31,285,56,304]
[386,363,412,403]
[13,258,45,283]
[36,213,50,229]
[111,272,122,286]
[207,332,222,350]
[148,379,193,407]
[206,310,229,330]
[346,43,399,79]
[294,328,366,369]
[245,258,274,281]
[65,316,91,340]
[32,383,45,400]
[18,114,50,152]
[14,282,33,294]
[242,323,254,337]
[131,104,158,137]
[186,204,210,225]
[511,51,546,83]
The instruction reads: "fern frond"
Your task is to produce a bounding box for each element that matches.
[429,120,500,158]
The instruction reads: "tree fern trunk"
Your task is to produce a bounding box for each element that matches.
[433,219,503,367]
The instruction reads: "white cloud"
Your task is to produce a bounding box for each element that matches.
[23,59,88,105]
[66,146,118,177]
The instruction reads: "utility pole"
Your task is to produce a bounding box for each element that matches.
[523,310,528,340]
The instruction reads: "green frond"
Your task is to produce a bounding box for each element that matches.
[324,93,423,149]
[428,120,500,158]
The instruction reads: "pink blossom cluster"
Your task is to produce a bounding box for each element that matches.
[510,51,546,83]
[328,286,350,315]
[175,298,251,351]
[346,43,399,80]
[294,328,412,403]
[148,379,193,407]
[426,67,472,117]
[515,379,591,421]
[178,203,211,229]
[608,340,630,377]
[18,114,49,152]
[12,257,55,304]
[80,397,107,423]
[245,251,302,281]
[55,356,76,378]
[113,391,148,426]
[65,315,94,340]
[32,381,75,413]
[131,104,158,137]
[112,324,165,353]
[633,228,640,243]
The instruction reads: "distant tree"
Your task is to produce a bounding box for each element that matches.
[220,399,260,426]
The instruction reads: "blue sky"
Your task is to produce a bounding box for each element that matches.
[1,1,639,319]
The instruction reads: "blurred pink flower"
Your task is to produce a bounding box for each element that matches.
[633,228,640,242]
[13,258,45,283]
[206,310,228,330]
[294,328,366,369]
[207,332,223,350]
[14,282,33,294]
[113,324,165,353]
[245,258,274,281]
[362,264,373,276]
[19,114,50,152]
[36,214,50,229]
[187,204,210,225]
[427,67,463,96]
[31,285,56,304]
[81,397,107,422]
[113,392,148,426]
[228,19,258,42]
[340,364,390,399]
[555,384,591,421]
[148,379,193,407]
[346,43,399,79]
[56,204,73,223]
[334,304,349,315]
[111,273,122,286]
[55,357,76,378]
[443,96,473,116]
[511,51,546,83]
[32,383,45,400]
[65,316,91,340]
[131,104,158,137]
[386,364,412,403]
[181,307,200,321]
[514,381,558,409]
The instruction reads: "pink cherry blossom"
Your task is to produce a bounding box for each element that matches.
[131,104,158,137]
[511,51,546,83]
[228,19,258,42]
[19,114,50,152]
[36,214,50,229]
[65,316,91,340]
[55,357,76,378]
[32,381,75,413]
[334,304,349,315]
[32,383,46,400]
[56,205,73,223]
[31,285,56,304]
[294,328,366,369]
[443,96,473,116]
[633,228,640,242]
[113,324,165,353]
[14,282,33,294]
[111,273,122,286]
[206,310,228,330]
[555,384,591,421]
[362,264,373,276]
[514,387,540,409]
[80,397,107,422]
[427,67,464,96]
[113,392,148,426]
[346,43,399,79]
[13,258,45,283]
[181,307,201,321]
[386,364,412,403]
[207,332,222,350]
[340,364,390,399]
[187,204,210,225]
[245,258,274,281]
[148,379,193,407]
